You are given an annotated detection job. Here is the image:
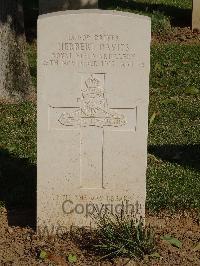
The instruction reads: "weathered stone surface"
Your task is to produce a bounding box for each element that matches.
[192,0,200,31]
[39,0,98,14]
[37,10,151,232]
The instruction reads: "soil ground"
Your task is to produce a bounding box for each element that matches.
[153,27,200,44]
[0,208,199,265]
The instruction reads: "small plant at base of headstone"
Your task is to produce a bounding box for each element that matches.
[93,211,156,260]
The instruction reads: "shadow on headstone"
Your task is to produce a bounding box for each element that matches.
[0,149,36,229]
[148,144,200,171]
[99,0,192,27]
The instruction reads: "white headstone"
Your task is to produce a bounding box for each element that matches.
[37,10,151,232]
[192,0,200,31]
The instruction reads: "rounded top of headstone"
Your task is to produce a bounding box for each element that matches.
[38,9,151,22]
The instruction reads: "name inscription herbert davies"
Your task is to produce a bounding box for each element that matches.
[42,33,144,69]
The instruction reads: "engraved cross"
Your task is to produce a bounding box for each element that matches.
[50,73,136,189]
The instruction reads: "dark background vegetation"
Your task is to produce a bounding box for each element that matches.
[23,0,194,41]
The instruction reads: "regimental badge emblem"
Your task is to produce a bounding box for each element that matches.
[58,74,127,128]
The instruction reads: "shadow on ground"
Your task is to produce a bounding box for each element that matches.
[0,149,36,229]
[99,0,192,27]
[148,144,200,171]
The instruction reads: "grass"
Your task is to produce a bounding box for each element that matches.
[27,42,37,87]
[0,103,36,163]
[99,0,192,34]
[109,0,192,9]
[99,0,192,10]
[93,212,155,260]
[151,45,200,98]
[148,44,200,212]
[0,42,199,213]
